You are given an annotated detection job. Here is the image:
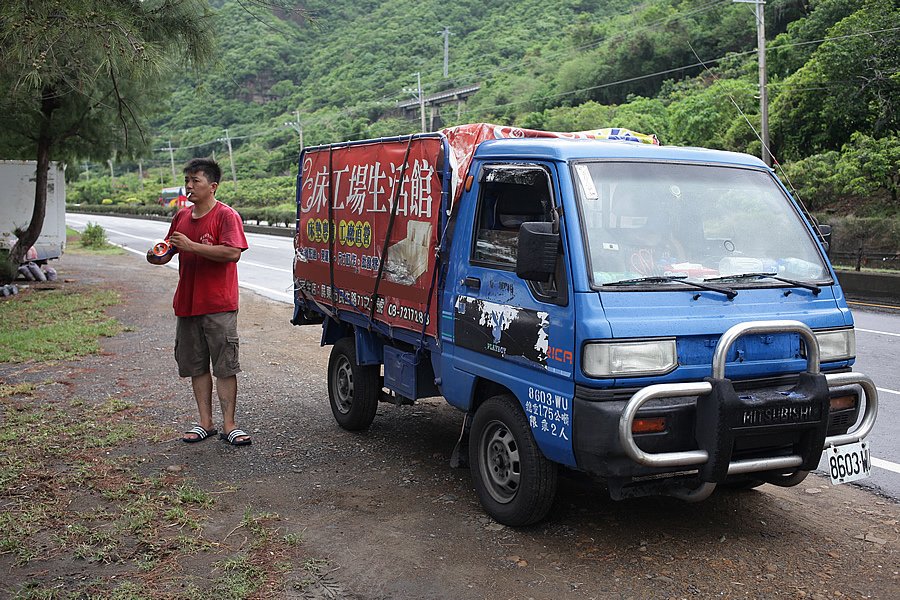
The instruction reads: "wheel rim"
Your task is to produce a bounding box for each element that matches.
[478,419,521,504]
[333,355,354,414]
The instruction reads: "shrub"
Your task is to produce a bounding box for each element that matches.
[81,222,108,248]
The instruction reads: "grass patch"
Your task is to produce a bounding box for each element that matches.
[66,225,124,255]
[0,288,122,362]
[0,389,307,598]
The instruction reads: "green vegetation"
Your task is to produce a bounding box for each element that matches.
[0,286,308,597]
[80,222,108,249]
[54,0,897,234]
[0,288,122,362]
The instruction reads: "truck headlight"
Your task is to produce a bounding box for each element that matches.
[813,328,856,362]
[583,339,677,378]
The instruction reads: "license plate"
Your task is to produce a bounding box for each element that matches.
[825,441,871,485]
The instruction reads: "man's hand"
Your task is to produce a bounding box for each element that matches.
[168,231,195,253]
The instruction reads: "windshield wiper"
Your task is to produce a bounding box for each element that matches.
[603,275,737,299]
[704,272,821,295]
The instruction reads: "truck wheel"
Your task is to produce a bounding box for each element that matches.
[469,394,557,527]
[327,337,379,431]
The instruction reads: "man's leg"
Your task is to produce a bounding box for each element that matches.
[216,375,250,443]
[191,372,215,432]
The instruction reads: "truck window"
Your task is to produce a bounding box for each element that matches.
[573,162,830,287]
[472,165,554,269]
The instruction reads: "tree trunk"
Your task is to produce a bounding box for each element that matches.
[6,89,57,277]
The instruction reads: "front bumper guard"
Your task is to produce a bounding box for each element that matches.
[617,320,878,479]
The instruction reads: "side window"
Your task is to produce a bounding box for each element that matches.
[472,165,554,269]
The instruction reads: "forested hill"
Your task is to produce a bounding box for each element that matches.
[154,0,816,164]
[140,0,898,217]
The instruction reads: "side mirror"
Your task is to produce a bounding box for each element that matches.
[516,222,559,282]
[817,223,832,254]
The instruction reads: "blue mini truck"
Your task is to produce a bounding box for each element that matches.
[292,125,878,526]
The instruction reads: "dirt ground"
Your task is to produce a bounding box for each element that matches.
[2,250,899,599]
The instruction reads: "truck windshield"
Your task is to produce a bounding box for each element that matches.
[572,161,830,288]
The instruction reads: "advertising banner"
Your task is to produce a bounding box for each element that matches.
[294,136,444,338]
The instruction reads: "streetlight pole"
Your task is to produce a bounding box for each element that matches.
[735,0,771,167]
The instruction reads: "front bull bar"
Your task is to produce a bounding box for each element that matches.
[617,320,879,475]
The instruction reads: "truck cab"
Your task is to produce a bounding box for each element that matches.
[292,130,877,527]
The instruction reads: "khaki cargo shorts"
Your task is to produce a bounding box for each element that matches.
[174,311,241,378]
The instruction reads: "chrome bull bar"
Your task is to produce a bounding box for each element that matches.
[618,320,879,474]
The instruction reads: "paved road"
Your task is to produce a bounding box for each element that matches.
[67,213,900,499]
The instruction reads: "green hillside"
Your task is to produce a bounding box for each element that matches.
[71,0,898,233]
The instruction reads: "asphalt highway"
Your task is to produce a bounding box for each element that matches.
[66,213,900,500]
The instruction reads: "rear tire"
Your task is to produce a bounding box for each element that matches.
[469,394,557,526]
[327,337,380,431]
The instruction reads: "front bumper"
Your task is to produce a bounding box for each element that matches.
[572,321,878,482]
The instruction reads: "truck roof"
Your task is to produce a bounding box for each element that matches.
[473,137,769,169]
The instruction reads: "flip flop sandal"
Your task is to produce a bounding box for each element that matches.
[220,428,252,446]
[182,425,217,443]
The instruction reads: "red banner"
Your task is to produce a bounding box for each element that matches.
[294,137,443,338]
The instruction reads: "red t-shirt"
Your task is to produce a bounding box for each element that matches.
[167,202,249,317]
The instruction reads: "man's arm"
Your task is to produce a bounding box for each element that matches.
[168,231,242,263]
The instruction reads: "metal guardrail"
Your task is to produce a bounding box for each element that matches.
[618,320,879,474]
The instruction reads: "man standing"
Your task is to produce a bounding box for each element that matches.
[147,157,251,446]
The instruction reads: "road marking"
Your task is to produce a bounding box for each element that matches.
[857,327,900,338]
[872,457,900,475]
[877,386,900,396]
[848,300,900,310]
[238,281,293,302]
[246,241,282,249]
[240,259,292,273]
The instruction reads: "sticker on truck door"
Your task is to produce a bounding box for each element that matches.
[454,296,549,366]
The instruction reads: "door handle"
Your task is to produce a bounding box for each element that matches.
[464,276,481,290]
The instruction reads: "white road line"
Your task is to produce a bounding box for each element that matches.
[857,327,900,338]
[240,259,292,273]
[878,387,900,396]
[872,457,900,475]
[238,281,293,302]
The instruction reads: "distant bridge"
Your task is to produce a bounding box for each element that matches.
[395,84,480,130]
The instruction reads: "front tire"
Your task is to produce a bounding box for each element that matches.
[327,337,380,431]
[469,394,557,526]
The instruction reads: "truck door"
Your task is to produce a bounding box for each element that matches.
[447,162,576,466]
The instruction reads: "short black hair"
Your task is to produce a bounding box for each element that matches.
[183,157,222,184]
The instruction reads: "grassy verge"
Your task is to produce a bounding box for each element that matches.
[1,236,318,598]
[0,288,122,362]
[0,384,306,599]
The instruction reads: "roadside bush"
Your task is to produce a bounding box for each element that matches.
[81,222,108,248]
[67,203,173,217]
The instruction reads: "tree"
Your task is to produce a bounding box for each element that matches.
[0,0,216,281]
[770,0,900,160]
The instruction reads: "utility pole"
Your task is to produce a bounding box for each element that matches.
[417,72,426,133]
[138,159,144,191]
[166,140,177,184]
[82,163,91,180]
[439,27,452,78]
[404,73,427,132]
[284,109,304,150]
[223,128,238,192]
[108,159,115,190]
[735,0,770,167]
